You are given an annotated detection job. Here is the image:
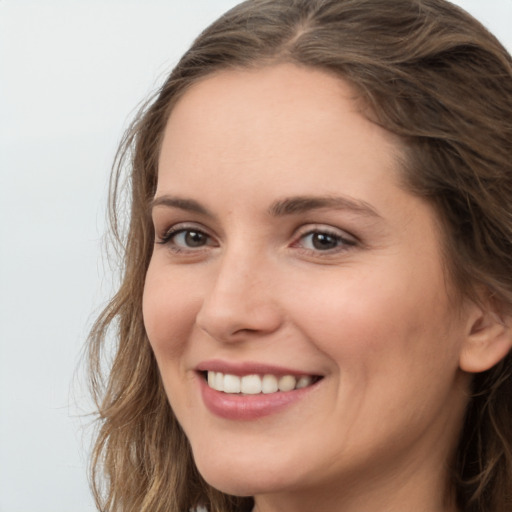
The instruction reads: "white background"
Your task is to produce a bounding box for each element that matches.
[1,1,511,511]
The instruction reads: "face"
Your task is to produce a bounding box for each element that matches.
[143,64,472,509]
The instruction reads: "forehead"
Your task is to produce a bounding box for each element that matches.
[158,64,404,200]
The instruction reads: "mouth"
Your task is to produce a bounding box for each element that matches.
[196,362,324,419]
[202,370,322,395]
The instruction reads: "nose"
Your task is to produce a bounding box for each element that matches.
[196,252,283,343]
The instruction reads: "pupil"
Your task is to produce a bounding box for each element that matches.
[185,231,206,247]
[312,233,337,250]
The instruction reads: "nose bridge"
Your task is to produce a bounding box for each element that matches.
[196,241,281,341]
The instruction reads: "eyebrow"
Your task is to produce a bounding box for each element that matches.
[149,194,381,219]
[150,195,212,216]
[268,195,381,218]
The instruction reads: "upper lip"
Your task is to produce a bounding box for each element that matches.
[196,359,320,377]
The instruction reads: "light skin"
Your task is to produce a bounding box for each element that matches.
[143,64,511,512]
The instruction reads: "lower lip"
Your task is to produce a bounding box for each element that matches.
[199,375,319,420]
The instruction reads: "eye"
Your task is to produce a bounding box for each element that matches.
[157,225,216,252]
[293,227,356,253]
[173,229,209,248]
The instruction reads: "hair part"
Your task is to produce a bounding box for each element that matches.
[88,1,512,511]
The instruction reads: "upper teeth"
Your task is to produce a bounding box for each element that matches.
[207,371,313,394]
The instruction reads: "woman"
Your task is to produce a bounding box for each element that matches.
[88,1,512,511]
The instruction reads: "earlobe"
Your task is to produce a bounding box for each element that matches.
[459,304,512,374]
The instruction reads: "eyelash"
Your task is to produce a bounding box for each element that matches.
[292,227,356,254]
[157,224,216,253]
[156,224,357,256]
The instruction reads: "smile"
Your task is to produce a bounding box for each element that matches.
[206,371,318,394]
[199,370,322,420]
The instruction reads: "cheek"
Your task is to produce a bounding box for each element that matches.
[289,262,460,379]
[142,262,199,360]
[142,264,204,417]
[288,268,466,447]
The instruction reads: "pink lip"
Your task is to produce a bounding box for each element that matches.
[195,360,322,421]
[196,359,314,377]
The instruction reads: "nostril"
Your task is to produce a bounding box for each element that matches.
[195,274,283,343]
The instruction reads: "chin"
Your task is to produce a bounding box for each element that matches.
[191,445,300,497]
[199,471,288,498]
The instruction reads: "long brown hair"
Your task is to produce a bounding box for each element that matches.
[88,1,512,511]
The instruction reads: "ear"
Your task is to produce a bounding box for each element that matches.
[459,299,512,373]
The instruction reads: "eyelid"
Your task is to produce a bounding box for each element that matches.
[156,222,216,246]
[295,223,357,240]
[154,220,358,256]
[291,224,358,253]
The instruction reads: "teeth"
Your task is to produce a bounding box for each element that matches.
[206,371,316,394]
[241,375,262,394]
[224,373,241,393]
[296,376,313,389]
[278,375,296,391]
[214,372,224,392]
[262,374,278,394]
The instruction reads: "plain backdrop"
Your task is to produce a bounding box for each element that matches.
[1,1,511,511]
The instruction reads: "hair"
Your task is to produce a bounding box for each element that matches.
[87,0,512,511]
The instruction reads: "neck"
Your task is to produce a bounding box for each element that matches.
[251,454,459,512]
